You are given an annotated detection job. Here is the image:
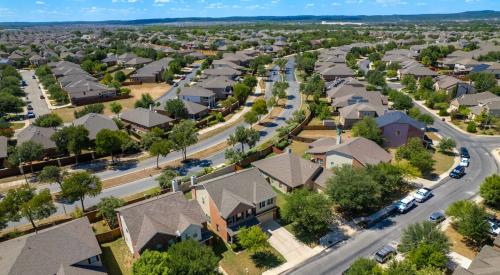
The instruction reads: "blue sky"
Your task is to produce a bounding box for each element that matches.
[0,0,498,22]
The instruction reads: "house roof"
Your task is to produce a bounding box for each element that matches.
[17,125,56,150]
[453,241,500,275]
[125,57,153,66]
[309,137,337,148]
[313,169,334,190]
[200,168,276,219]
[332,91,387,108]
[203,67,241,77]
[252,152,322,188]
[453,91,498,107]
[120,108,173,128]
[73,113,118,140]
[0,217,102,275]
[0,136,7,158]
[116,192,207,252]
[178,87,215,97]
[198,76,235,89]
[338,102,386,119]
[320,64,355,77]
[435,75,461,90]
[376,111,425,130]
[181,100,209,116]
[131,57,173,78]
[307,137,391,166]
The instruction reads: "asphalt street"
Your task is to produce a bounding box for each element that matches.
[155,65,201,105]
[286,102,500,275]
[7,57,300,229]
[20,70,50,120]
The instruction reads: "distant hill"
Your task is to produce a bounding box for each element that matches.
[0,10,499,28]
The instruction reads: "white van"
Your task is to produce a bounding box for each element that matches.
[397,196,416,213]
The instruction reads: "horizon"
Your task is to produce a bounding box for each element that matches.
[0,0,499,23]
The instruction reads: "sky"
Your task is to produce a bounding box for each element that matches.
[0,0,498,22]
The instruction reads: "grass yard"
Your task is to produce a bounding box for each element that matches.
[92,221,111,234]
[444,226,478,260]
[452,119,500,135]
[432,150,455,175]
[290,140,310,157]
[53,83,171,122]
[101,238,135,275]
[8,122,25,130]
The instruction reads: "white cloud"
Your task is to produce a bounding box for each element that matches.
[35,1,46,5]
[375,0,407,5]
[332,2,341,6]
[305,3,315,7]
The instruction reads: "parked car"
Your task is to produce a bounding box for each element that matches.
[429,211,445,223]
[488,220,500,236]
[40,94,45,99]
[459,157,470,167]
[397,196,416,213]
[460,147,470,159]
[27,111,35,119]
[27,104,33,110]
[414,188,432,203]
[32,75,36,79]
[374,245,396,263]
[449,166,465,179]
[423,135,433,145]
[181,76,186,80]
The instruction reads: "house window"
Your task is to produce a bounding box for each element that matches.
[267,198,274,205]
[192,233,198,239]
[259,201,266,208]
[216,224,219,232]
[88,256,99,264]
[395,130,401,136]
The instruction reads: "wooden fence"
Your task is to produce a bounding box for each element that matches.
[95,228,122,244]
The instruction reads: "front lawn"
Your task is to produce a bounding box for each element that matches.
[101,238,135,275]
[444,226,478,260]
[432,150,455,176]
[290,140,309,157]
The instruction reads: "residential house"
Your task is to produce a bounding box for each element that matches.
[452,235,500,275]
[197,76,235,99]
[203,67,242,79]
[73,113,119,140]
[0,217,104,275]
[307,137,391,169]
[376,111,426,148]
[338,102,387,128]
[252,151,325,193]
[17,125,57,155]
[116,192,210,257]
[130,57,173,83]
[433,75,461,94]
[178,87,217,108]
[397,60,438,80]
[64,79,117,105]
[120,107,173,132]
[192,168,277,243]
[470,97,500,118]
[450,91,498,111]
[319,64,356,81]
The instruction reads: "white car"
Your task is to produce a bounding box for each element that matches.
[414,188,432,203]
[489,221,500,236]
[397,196,416,213]
[459,158,470,167]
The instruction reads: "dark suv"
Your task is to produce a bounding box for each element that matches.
[450,166,465,179]
[374,245,396,263]
[460,147,470,159]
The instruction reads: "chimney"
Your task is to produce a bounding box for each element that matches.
[172,179,179,192]
[190,175,197,187]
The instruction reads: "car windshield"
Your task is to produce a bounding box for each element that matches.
[417,190,426,196]
[492,223,498,230]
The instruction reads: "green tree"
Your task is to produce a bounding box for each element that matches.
[385,260,417,275]
[74,103,105,118]
[446,200,491,247]
[417,114,434,127]
[252,98,268,120]
[480,174,500,208]
[141,127,165,150]
[164,99,188,119]
[437,137,456,153]
[0,93,24,116]
[33,113,63,127]
[466,121,477,133]
[150,140,173,169]
[166,239,219,275]
[114,71,127,82]
[232,83,252,103]
[237,226,269,252]
[224,148,245,164]
[396,138,435,175]
[243,76,258,88]
[156,169,178,190]
[407,243,448,270]
[281,189,332,240]
[132,250,170,275]
[244,110,259,127]
[95,129,123,163]
[351,117,383,145]
[96,196,124,228]
[227,126,260,153]
[327,165,382,215]
[110,102,122,115]
[419,76,434,91]
[134,93,155,108]
[61,171,102,212]
[366,70,386,87]
[415,266,445,275]
[9,141,44,174]
[102,73,113,85]
[345,258,383,275]
[38,165,66,189]
[399,221,450,254]
[170,120,198,161]
[470,72,497,93]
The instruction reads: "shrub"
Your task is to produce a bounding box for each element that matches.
[466,121,477,133]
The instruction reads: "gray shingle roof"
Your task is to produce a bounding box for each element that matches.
[120,107,173,128]
[178,87,215,97]
[17,125,56,150]
[338,102,386,119]
[0,217,102,275]
[201,168,276,219]
[73,113,118,140]
[116,192,207,252]
[252,152,322,188]
[181,100,209,116]
[376,111,425,130]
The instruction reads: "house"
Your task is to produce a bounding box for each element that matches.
[197,76,235,99]
[73,113,119,140]
[116,192,210,257]
[120,107,173,132]
[433,75,461,93]
[453,235,500,275]
[17,125,57,154]
[397,60,438,80]
[470,98,500,118]
[0,217,104,275]
[338,102,386,128]
[0,136,7,168]
[124,57,153,68]
[130,57,173,83]
[181,100,210,119]
[203,67,242,79]
[178,87,217,108]
[64,79,117,106]
[319,64,356,81]
[376,111,425,148]
[192,168,277,243]
[252,151,324,193]
[450,92,498,111]
[331,91,388,110]
[307,137,391,169]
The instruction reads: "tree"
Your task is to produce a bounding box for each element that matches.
[470,72,497,93]
[9,141,44,174]
[252,98,268,120]
[166,239,219,275]
[114,71,127,82]
[446,200,491,247]
[150,140,173,169]
[415,266,445,275]
[243,76,258,88]
[366,70,386,87]
[164,99,188,119]
[61,171,102,212]
[244,110,258,126]
[38,165,66,189]
[345,258,383,275]
[351,117,382,145]
[399,221,450,254]
[156,169,178,190]
[385,260,417,275]
[327,165,382,215]
[389,90,413,110]
[102,73,113,85]
[0,92,24,116]
[275,58,288,72]
[238,226,269,252]
[419,76,434,91]
[365,162,410,196]
[437,137,456,153]
[396,138,435,175]
[170,120,198,162]
[109,102,122,115]
[281,189,332,240]
[134,93,155,109]
[33,113,63,127]
[1,187,56,230]
[141,127,165,150]
[417,114,434,127]
[480,174,500,208]
[401,75,417,92]
[132,250,170,275]
[232,83,252,103]
[467,121,477,133]
[51,125,90,162]
[224,148,245,164]
[74,103,105,118]
[407,243,448,270]
[227,126,260,153]
[96,196,124,228]
[95,129,123,163]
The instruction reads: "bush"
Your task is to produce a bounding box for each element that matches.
[479,174,500,208]
[466,121,477,133]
